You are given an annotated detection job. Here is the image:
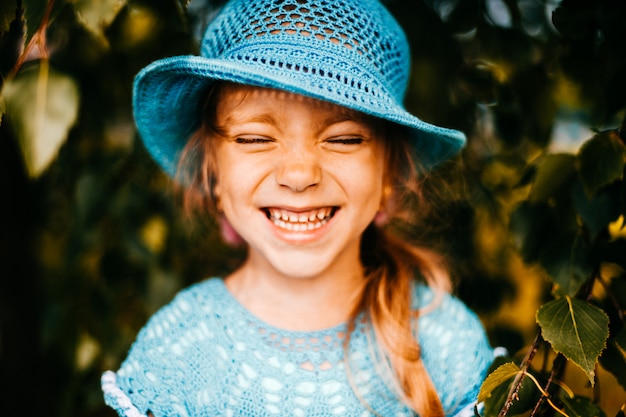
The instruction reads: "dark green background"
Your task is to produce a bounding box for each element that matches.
[1,0,625,416]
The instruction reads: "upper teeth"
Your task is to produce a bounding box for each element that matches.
[267,207,333,231]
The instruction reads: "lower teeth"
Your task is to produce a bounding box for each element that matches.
[273,219,328,231]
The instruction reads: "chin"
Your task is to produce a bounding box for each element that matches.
[261,249,342,281]
[273,260,333,281]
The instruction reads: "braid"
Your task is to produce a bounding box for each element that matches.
[346,225,446,416]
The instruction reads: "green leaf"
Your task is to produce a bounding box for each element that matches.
[479,363,540,417]
[74,0,127,41]
[0,0,18,35]
[3,61,80,178]
[529,154,577,203]
[478,362,521,403]
[444,0,480,34]
[598,338,626,390]
[22,0,68,44]
[541,232,592,297]
[536,297,609,385]
[0,93,5,123]
[577,131,626,198]
[510,202,551,263]
[510,201,592,295]
[590,239,626,269]
[510,202,576,265]
[560,395,606,417]
[616,328,626,352]
[621,167,626,223]
[23,0,47,44]
[571,179,622,241]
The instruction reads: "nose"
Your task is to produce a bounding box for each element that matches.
[275,148,322,192]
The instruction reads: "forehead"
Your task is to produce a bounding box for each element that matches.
[213,83,380,127]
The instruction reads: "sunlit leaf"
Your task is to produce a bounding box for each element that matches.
[0,0,18,35]
[140,216,169,254]
[479,363,539,417]
[537,297,609,384]
[560,395,606,417]
[3,61,80,178]
[478,362,521,403]
[577,131,626,198]
[74,332,101,371]
[120,5,159,47]
[74,0,127,41]
[528,154,576,203]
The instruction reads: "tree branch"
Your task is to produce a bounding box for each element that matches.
[529,353,567,417]
[498,333,543,417]
[10,0,54,78]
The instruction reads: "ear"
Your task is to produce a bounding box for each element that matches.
[211,177,222,211]
[375,184,394,226]
[219,215,245,246]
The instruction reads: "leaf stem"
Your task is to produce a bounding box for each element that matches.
[497,333,542,417]
[529,353,567,417]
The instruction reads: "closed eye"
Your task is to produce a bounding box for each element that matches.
[235,137,273,144]
[326,137,364,145]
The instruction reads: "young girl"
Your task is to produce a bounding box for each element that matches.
[102,0,494,416]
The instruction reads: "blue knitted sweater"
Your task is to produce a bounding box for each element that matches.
[102,278,493,417]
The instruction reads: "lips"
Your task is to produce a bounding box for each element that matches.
[264,207,336,231]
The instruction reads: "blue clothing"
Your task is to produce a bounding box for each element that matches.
[102,278,493,417]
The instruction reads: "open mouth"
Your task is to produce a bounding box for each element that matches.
[264,207,337,231]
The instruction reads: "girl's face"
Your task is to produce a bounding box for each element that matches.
[212,84,386,281]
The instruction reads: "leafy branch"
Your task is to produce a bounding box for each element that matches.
[477,126,626,416]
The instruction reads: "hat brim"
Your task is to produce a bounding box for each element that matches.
[133,55,466,176]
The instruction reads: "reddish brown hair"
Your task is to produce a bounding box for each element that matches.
[177,82,450,416]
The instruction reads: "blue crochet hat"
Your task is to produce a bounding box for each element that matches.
[133,0,466,176]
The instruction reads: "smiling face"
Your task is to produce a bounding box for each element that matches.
[209,83,386,282]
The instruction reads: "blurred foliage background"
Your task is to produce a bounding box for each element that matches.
[1,0,625,416]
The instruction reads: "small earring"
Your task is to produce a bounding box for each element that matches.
[375,186,392,226]
[219,216,244,246]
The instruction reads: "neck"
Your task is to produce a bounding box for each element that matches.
[225,253,365,331]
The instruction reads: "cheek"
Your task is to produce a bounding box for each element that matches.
[213,145,244,200]
[340,155,385,204]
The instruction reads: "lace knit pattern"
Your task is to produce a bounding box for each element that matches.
[200,0,410,105]
[102,278,493,417]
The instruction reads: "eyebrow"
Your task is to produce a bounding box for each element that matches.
[220,106,377,136]
[223,113,277,126]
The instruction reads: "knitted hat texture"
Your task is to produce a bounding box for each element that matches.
[133,0,466,175]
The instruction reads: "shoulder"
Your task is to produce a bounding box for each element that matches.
[413,284,494,417]
[102,278,227,416]
[413,284,487,342]
[134,278,225,341]
[121,277,230,360]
